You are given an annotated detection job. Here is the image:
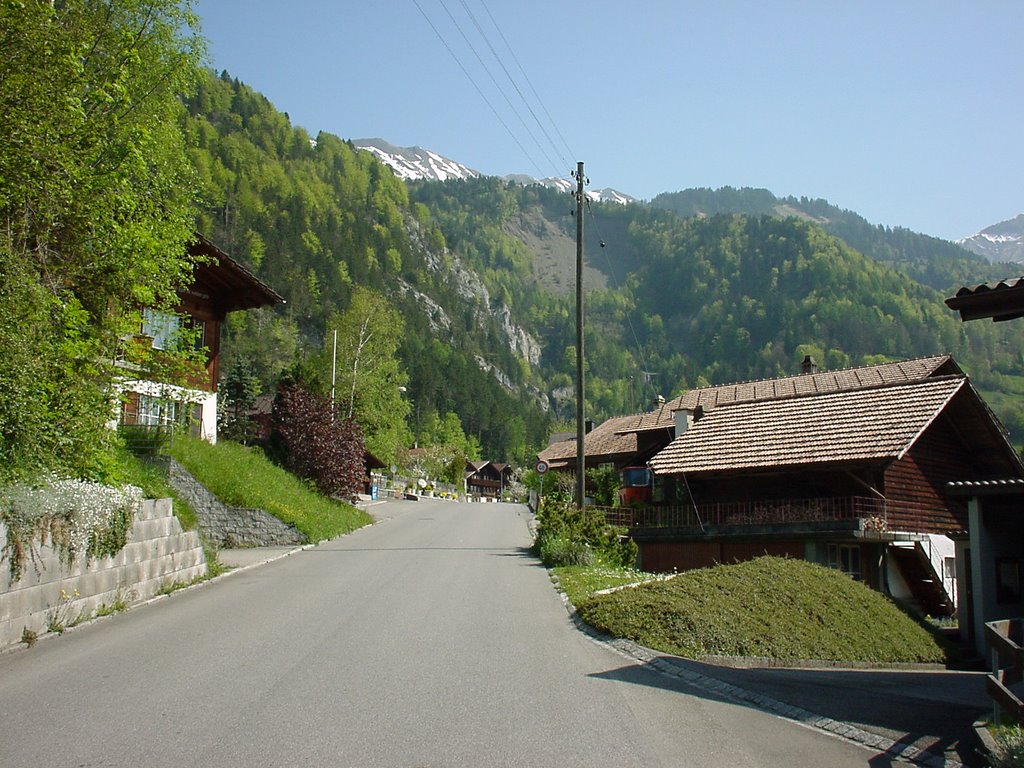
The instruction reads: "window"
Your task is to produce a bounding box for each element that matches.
[136,394,179,427]
[827,544,862,580]
[184,316,206,351]
[141,309,180,351]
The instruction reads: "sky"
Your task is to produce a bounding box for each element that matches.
[193,1,1022,242]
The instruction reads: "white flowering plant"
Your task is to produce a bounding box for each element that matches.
[0,476,142,581]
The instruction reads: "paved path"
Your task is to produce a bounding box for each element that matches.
[0,499,946,766]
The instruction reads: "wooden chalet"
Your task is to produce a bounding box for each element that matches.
[537,414,642,473]
[635,368,1023,619]
[464,460,513,500]
[118,234,284,442]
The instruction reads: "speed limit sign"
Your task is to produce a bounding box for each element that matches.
[535,460,549,474]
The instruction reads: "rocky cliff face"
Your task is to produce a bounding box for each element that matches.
[403,216,543,391]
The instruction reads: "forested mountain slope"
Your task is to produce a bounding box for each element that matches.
[413,178,1024,442]
[182,72,550,463]
[650,186,1018,291]
[182,71,1024,459]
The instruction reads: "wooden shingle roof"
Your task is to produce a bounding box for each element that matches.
[619,355,958,436]
[649,376,966,476]
[538,414,639,467]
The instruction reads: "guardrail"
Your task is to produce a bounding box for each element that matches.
[986,618,1024,725]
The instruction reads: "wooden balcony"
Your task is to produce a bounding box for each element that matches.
[596,496,890,530]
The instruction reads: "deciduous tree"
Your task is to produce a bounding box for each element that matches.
[0,0,204,481]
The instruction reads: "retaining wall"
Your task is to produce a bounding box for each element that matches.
[165,459,305,548]
[0,498,206,649]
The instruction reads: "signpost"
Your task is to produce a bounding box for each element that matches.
[535,460,548,509]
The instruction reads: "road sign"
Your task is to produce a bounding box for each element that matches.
[535,460,549,474]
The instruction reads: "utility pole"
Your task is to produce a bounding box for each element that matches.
[575,161,586,510]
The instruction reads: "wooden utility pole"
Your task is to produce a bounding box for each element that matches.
[575,161,586,510]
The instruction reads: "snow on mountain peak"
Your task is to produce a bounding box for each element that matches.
[351,139,636,204]
[351,139,480,182]
[957,213,1024,263]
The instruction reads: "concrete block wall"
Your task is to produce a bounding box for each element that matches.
[166,459,305,548]
[0,498,207,649]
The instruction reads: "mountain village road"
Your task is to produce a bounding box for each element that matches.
[0,499,891,766]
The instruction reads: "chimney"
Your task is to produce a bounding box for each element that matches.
[673,404,704,436]
[801,355,818,375]
[651,394,665,411]
[585,419,594,434]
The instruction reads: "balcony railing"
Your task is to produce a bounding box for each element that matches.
[596,496,889,530]
[986,619,1024,725]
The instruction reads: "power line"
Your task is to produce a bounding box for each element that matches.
[477,0,575,167]
[452,0,563,176]
[412,0,545,178]
[415,0,574,184]
[463,0,571,174]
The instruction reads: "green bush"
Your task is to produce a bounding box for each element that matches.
[534,497,635,568]
[537,532,594,567]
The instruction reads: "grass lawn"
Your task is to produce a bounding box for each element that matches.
[553,561,664,606]
[563,556,949,665]
[165,436,372,543]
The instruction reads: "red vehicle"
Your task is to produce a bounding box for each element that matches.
[618,466,654,506]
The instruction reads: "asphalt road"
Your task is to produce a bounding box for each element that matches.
[1,499,897,766]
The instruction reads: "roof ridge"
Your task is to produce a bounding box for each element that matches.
[700,372,966,411]
[668,354,952,402]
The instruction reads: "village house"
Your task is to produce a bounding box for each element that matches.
[464,460,513,500]
[541,355,1024,631]
[116,234,284,442]
[641,369,1023,619]
[537,415,639,475]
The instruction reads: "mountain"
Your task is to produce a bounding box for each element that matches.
[186,73,1024,461]
[958,214,1024,265]
[353,139,636,205]
[351,138,479,182]
[650,186,1016,292]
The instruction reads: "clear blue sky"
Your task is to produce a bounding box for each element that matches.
[194,1,1022,242]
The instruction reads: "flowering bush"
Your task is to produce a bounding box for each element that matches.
[0,477,142,581]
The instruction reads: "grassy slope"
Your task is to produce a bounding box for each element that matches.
[166,437,372,543]
[575,557,947,664]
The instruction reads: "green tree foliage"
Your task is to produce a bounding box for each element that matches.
[181,70,1024,467]
[400,410,482,484]
[324,288,411,464]
[414,176,1024,446]
[651,186,1017,291]
[0,0,203,482]
[217,356,262,444]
